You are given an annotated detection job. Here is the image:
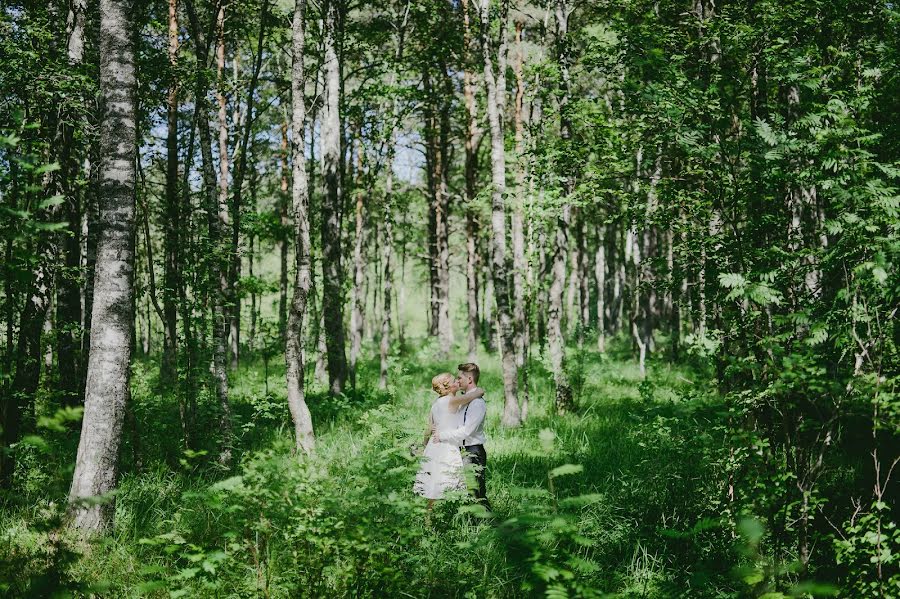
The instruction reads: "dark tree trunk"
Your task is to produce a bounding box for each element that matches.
[550,0,574,413]
[348,139,366,388]
[320,0,348,394]
[279,113,290,342]
[229,0,270,370]
[161,0,180,384]
[57,0,89,408]
[185,0,233,466]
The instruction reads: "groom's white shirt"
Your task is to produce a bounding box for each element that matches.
[441,396,486,447]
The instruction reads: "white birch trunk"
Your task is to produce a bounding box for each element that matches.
[69,0,138,532]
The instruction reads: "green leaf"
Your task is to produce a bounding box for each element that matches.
[755,118,779,146]
[558,493,604,507]
[35,221,69,231]
[806,326,828,346]
[34,162,60,175]
[18,435,50,453]
[549,464,583,478]
[38,194,65,210]
[718,273,747,289]
[210,476,243,492]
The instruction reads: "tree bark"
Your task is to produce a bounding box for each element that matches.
[511,19,527,367]
[478,0,520,427]
[161,0,180,384]
[68,0,138,532]
[285,0,315,455]
[462,0,480,364]
[594,222,606,352]
[229,0,270,369]
[213,3,238,372]
[380,155,395,390]
[550,0,574,413]
[348,138,366,388]
[279,112,289,342]
[185,0,233,466]
[57,0,89,407]
[436,62,454,357]
[320,0,348,394]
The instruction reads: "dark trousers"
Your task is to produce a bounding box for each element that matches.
[462,444,490,510]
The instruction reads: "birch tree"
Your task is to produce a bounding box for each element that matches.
[478,0,520,427]
[68,0,138,532]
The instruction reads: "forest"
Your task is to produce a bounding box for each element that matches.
[0,0,898,596]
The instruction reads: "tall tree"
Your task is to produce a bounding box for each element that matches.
[214,2,237,371]
[348,136,366,387]
[548,0,573,412]
[285,0,315,455]
[278,110,289,341]
[57,0,89,408]
[161,0,180,383]
[511,18,527,367]
[185,0,233,466]
[478,0,520,427]
[319,0,348,394]
[461,0,481,364]
[229,0,270,369]
[68,0,138,532]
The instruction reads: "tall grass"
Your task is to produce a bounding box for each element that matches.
[2,336,757,597]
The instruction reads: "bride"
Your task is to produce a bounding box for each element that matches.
[413,373,485,508]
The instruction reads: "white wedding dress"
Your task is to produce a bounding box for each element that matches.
[413,395,466,500]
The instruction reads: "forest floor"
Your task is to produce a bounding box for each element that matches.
[5,337,756,597]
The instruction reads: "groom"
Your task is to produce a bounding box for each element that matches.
[434,362,491,510]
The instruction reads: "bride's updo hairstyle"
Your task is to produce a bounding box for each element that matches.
[431,372,454,395]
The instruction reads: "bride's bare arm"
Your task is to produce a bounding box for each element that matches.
[422,412,434,446]
[448,387,485,411]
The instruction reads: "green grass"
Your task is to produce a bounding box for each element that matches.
[1,335,751,597]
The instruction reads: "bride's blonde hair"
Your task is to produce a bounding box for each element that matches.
[431,372,454,395]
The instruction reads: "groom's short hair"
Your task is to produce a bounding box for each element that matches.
[457,362,480,383]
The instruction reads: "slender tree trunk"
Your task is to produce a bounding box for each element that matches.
[479,0,520,426]
[436,62,454,356]
[68,0,137,532]
[579,218,590,346]
[628,227,647,377]
[161,0,180,384]
[279,112,290,342]
[178,104,199,445]
[57,0,88,407]
[349,139,366,388]
[380,158,395,390]
[565,211,579,338]
[185,0,232,465]
[229,0,270,369]
[550,0,574,412]
[462,0,480,363]
[378,1,409,388]
[320,0,348,394]
[511,19,527,367]
[423,70,440,339]
[213,3,238,372]
[595,222,606,352]
[285,0,315,455]
[248,165,259,351]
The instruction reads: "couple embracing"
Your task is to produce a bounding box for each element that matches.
[413,363,491,512]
